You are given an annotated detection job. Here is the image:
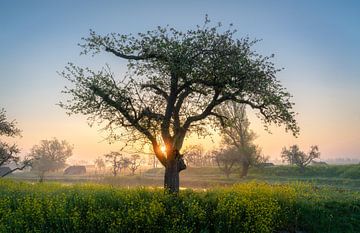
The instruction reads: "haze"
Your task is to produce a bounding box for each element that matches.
[1,0,359,162]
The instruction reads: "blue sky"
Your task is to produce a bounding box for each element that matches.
[0,0,359,161]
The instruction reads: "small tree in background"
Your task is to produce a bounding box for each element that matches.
[216,102,265,177]
[148,153,159,169]
[0,108,31,177]
[128,154,142,175]
[183,145,205,167]
[29,138,73,182]
[94,156,106,173]
[281,145,320,172]
[104,152,123,176]
[104,152,132,176]
[214,147,239,179]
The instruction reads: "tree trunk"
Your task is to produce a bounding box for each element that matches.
[299,165,305,173]
[240,160,250,178]
[164,149,186,193]
[225,171,230,179]
[39,172,45,182]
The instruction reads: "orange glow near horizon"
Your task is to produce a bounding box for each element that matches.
[6,103,360,166]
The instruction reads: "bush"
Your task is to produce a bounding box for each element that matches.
[0,180,359,233]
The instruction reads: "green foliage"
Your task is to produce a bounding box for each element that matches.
[0,180,359,233]
[281,145,320,171]
[0,108,21,137]
[60,18,299,191]
[340,165,360,179]
[29,138,73,181]
[0,108,30,177]
[250,164,360,179]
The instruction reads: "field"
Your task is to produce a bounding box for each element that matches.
[2,165,360,232]
[7,164,360,191]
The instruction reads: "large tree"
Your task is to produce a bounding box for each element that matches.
[0,108,31,177]
[60,18,299,192]
[29,138,73,182]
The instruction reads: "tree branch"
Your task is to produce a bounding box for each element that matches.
[105,47,158,60]
[140,84,169,99]
[90,85,159,145]
[1,162,30,177]
[183,89,221,130]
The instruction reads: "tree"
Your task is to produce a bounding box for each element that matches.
[214,147,239,179]
[60,18,299,192]
[0,108,31,177]
[216,102,264,177]
[281,145,320,172]
[148,153,159,168]
[103,151,129,176]
[128,154,142,175]
[183,145,205,167]
[183,145,214,167]
[29,138,73,182]
[94,156,106,173]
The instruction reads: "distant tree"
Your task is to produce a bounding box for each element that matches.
[148,154,159,168]
[104,152,130,176]
[252,154,271,167]
[29,138,73,182]
[0,108,31,177]
[60,18,299,192]
[281,145,320,172]
[216,102,264,177]
[214,147,239,179]
[183,145,205,167]
[183,145,215,167]
[128,154,142,175]
[120,157,131,173]
[94,157,106,172]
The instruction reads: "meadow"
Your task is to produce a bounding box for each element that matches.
[8,164,360,191]
[1,179,360,233]
[1,165,360,232]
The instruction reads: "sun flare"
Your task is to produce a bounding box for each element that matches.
[160,145,166,154]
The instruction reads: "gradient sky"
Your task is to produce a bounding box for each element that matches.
[1,0,359,163]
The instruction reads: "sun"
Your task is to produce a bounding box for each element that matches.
[160,145,167,154]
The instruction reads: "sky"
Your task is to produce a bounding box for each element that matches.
[0,0,359,163]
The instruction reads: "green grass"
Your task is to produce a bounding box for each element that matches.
[8,164,360,191]
[142,165,360,190]
[0,179,360,233]
[7,165,360,191]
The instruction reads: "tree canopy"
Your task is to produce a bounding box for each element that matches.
[216,102,265,177]
[0,108,30,177]
[0,108,21,138]
[281,145,320,172]
[60,18,299,192]
[29,138,73,182]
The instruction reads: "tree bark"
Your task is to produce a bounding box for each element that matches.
[164,149,186,193]
[240,160,250,178]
